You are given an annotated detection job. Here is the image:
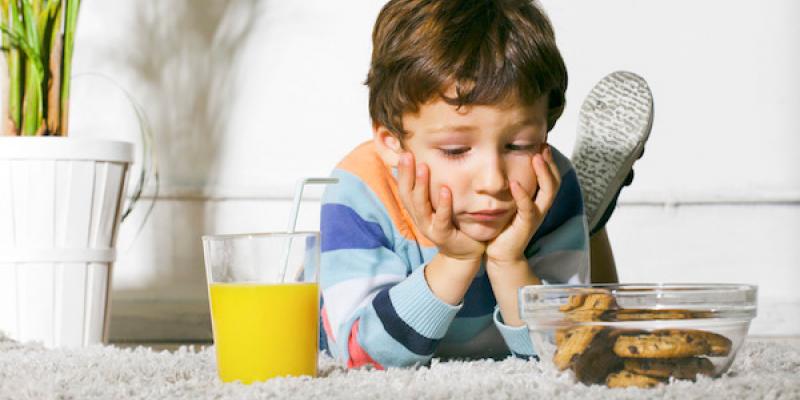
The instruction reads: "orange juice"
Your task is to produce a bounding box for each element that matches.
[209,282,319,383]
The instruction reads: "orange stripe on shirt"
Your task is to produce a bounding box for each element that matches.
[337,141,435,248]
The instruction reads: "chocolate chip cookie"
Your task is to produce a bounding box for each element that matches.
[624,357,715,380]
[570,329,624,385]
[559,293,588,312]
[601,308,696,322]
[613,329,730,358]
[606,370,664,389]
[552,326,604,370]
[564,292,618,322]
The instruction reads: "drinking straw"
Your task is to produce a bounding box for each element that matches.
[280,177,338,282]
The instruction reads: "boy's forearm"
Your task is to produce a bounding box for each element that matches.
[424,253,483,305]
[486,259,540,327]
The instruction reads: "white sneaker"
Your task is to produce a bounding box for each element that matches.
[571,71,654,233]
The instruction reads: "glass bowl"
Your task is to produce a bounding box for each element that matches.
[518,283,757,389]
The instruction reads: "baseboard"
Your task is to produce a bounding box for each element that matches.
[107,298,799,342]
[108,299,212,342]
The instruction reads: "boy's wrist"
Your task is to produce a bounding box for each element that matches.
[433,253,483,279]
[424,253,482,305]
[486,258,540,327]
[438,245,486,264]
[485,257,528,273]
[485,258,540,293]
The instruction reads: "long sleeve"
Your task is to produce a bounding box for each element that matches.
[319,148,461,368]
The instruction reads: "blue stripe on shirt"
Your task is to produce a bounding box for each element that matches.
[324,169,436,266]
[372,288,439,355]
[321,203,391,252]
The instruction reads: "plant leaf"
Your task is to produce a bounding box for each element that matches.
[0,23,43,73]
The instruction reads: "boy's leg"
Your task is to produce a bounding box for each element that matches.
[589,168,635,283]
[571,71,654,282]
[590,227,618,283]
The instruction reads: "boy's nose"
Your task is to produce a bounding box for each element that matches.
[474,157,508,195]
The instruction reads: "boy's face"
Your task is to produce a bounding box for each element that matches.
[398,90,549,242]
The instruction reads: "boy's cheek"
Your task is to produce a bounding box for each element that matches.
[426,161,466,213]
[427,173,456,212]
[508,167,537,195]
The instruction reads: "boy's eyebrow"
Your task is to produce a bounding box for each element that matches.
[503,116,545,133]
[427,116,545,135]
[427,124,479,134]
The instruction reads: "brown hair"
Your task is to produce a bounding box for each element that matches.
[367,0,567,137]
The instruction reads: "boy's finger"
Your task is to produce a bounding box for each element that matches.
[510,180,535,226]
[529,153,540,199]
[533,153,558,212]
[413,163,434,219]
[511,180,534,213]
[397,153,416,212]
[543,145,561,187]
[432,186,454,235]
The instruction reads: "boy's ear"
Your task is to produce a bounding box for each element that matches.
[372,124,404,167]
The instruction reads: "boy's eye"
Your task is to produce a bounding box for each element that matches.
[439,147,470,159]
[506,143,540,152]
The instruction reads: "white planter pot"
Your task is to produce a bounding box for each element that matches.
[0,137,132,347]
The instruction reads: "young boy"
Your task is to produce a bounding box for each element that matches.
[319,0,630,368]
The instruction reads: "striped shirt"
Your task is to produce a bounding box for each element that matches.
[319,141,589,369]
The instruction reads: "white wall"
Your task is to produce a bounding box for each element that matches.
[61,0,798,340]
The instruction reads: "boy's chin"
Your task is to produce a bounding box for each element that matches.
[458,222,504,243]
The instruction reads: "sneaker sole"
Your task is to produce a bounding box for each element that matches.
[572,71,654,230]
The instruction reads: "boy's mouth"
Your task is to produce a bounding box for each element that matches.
[465,209,509,222]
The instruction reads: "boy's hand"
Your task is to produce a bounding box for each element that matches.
[397,152,486,262]
[485,145,561,268]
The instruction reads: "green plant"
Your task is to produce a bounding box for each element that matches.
[1,1,158,226]
[1,0,79,136]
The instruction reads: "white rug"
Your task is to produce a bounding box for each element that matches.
[1,334,798,399]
